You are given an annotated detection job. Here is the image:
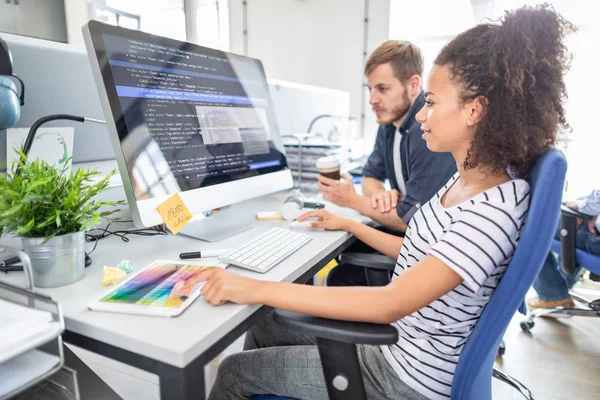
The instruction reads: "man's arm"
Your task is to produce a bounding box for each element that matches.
[350,194,408,231]
[575,190,600,216]
[362,177,386,197]
[319,126,392,209]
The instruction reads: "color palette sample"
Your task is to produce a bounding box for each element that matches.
[99,262,209,308]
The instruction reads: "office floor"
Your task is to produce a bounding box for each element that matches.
[69,294,600,400]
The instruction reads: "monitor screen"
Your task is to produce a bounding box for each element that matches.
[84,21,293,230]
[86,22,288,202]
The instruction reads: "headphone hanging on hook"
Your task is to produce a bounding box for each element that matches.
[0,36,25,130]
[281,190,325,221]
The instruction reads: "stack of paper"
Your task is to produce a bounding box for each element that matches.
[0,299,58,363]
[0,349,62,399]
[283,140,351,192]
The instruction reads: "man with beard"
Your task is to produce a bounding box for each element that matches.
[320,41,456,286]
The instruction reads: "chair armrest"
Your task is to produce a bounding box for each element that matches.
[339,252,396,271]
[273,309,398,345]
[561,204,595,220]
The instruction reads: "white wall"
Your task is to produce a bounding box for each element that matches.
[228,0,391,152]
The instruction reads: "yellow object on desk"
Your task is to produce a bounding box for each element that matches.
[256,211,283,220]
[102,266,126,286]
[156,193,193,234]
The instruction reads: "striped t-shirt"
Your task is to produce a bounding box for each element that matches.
[381,173,530,400]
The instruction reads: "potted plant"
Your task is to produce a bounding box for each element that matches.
[0,149,123,288]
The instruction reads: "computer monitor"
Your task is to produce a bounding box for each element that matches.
[82,21,293,241]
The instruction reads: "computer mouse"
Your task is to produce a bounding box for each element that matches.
[290,219,322,229]
[290,220,311,229]
[85,253,92,268]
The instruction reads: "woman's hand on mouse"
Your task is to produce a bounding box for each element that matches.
[297,209,350,231]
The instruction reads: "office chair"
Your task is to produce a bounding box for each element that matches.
[251,147,566,400]
[521,205,600,331]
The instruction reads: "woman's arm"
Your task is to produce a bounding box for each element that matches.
[297,209,403,259]
[342,219,404,259]
[193,255,463,324]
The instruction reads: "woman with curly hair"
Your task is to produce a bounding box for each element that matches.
[178,4,574,399]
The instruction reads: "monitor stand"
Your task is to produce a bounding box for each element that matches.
[178,204,256,242]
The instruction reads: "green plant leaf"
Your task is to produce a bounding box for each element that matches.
[24,178,51,193]
[15,218,35,236]
[0,204,23,217]
[0,147,122,239]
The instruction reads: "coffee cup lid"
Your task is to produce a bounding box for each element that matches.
[316,156,341,169]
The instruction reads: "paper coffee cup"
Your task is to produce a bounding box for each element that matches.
[316,156,341,180]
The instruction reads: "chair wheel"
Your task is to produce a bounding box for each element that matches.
[520,320,534,332]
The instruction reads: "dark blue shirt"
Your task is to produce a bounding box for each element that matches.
[362,91,457,222]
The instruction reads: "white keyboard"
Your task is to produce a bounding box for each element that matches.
[219,227,312,273]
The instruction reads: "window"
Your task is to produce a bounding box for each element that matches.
[389,0,600,197]
[91,1,229,51]
[194,0,230,51]
[91,4,141,30]
[92,0,187,42]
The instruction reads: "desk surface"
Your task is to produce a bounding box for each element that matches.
[0,192,368,368]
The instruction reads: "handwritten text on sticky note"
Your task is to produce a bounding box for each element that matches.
[156,193,193,234]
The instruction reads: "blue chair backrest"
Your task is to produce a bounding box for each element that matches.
[451,148,567,400]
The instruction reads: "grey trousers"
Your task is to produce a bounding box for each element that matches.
[207,311,428,400]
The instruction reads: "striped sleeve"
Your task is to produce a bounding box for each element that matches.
[428,201,520,292]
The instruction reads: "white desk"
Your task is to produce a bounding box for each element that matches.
[0,192,369,400]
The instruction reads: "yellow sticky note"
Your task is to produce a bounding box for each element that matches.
[256,211,283,220]
[156,193,193,234]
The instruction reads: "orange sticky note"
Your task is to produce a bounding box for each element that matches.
[156,193,193,235]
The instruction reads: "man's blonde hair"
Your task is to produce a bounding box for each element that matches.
[364,40,424,82]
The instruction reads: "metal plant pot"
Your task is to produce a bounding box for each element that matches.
[21,231,86,288]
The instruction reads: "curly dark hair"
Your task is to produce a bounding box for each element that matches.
[434,3,575,178]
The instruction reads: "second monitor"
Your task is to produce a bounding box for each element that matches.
[83,21,293,241]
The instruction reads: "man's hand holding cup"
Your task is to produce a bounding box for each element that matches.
[316,156,356,208]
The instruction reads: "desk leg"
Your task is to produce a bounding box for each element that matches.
[158,361,206,400]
